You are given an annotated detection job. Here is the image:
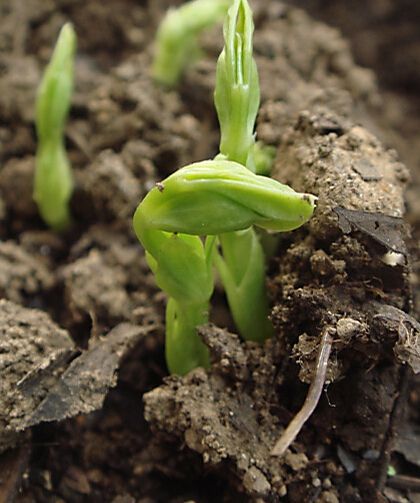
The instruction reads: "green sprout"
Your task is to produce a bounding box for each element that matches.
[213,0,275,342]
[34,23,76,232]
[133,161,315,374]
[253,141,277,176]
[134,0,316,375]
[215,228,274,342]
[214,0,259,170]
[152,0,230,87]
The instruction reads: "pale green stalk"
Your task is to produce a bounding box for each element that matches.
[135,206,215,375]
[34,23,76,231]
[165,296,211,374]
[153,0,230,87]
[214,0,274,342]
[133,160,316,373]
[214,0,259,170]
[215,229,273,342]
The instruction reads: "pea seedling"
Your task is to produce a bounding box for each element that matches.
[153,0,231,87]
[138,0,325,456]
[34,23,76,231]
[213,0,276,342]
[133,160,315,375]
[135,0,315,376]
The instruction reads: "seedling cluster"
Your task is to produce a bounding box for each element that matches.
[34,0,315,374]
[133,158,315,373]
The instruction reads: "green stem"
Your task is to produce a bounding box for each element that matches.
[213,1,276,341]
[153,0,230,87]
[216,229,273,342]
[34,23,75,232]
[34,140,73,231]
[166,298,210,375]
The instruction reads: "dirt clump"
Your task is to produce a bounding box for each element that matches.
[0,299,73,453]
[0,157,37,223]
[0,241,54,305]
[62,249,132,331]
[78,149,141,223]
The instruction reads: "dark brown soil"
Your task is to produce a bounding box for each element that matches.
[0,1,419,502]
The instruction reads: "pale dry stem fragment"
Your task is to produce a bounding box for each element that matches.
[271,326,334,456]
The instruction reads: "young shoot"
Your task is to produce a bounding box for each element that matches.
[134,0,317,375]
[34,23,76,232]
[133,160,316,374]
[153,0,230,87]
[215,228,274,342]
[214,0,259,170]
[214,0,276,342]
[253,141,277,176]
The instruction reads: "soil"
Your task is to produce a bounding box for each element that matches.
[0,0,419,502]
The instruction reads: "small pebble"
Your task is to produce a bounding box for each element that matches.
[323,478,332,489]
[278,485,287,497]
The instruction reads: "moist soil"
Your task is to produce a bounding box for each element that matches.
[0,1,419,502]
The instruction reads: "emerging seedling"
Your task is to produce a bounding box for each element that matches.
[213,0,275,342]
[34,23,76,231]
[153,0,230,87]
[136,0,316,375]
[133,160,315,375]
[215,0,259,170]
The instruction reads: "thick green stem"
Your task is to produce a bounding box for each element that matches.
[217,83,258,168]
[215,0,259,172]
[166,298,210,375]
[214,0,276,341]
[216,229,273,342]
[35,140,73,231]
[134,203,216,374]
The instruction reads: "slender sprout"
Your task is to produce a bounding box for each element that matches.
[214,229,273,341]
[271,327,334,457]
[214,0,275,342]
[133,160,316,375]
[34,23,76,232]
[153,0,231,87]
[214,0,259,171]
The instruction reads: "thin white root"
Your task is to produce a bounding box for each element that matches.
[271,327,334,457]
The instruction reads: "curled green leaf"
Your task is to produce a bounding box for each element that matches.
[135,160,316,237]
[133,159,315,372]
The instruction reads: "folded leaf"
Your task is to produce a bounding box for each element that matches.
[134,159,316,238]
